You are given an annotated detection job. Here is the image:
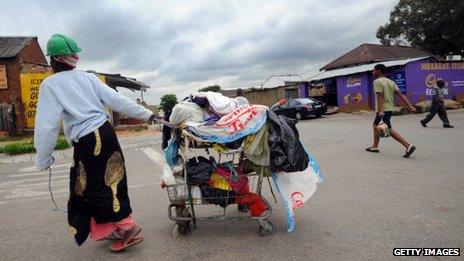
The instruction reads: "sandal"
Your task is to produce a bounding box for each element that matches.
[106,231,124,240]
[110,236,144,252]
[365,147,379,153]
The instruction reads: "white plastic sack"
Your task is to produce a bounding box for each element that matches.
[162,163,176,186]
[195,91,238,116]
[191,186,202,204]
[235,96,250,107]
[272,170,318,233]
[272,147,324,233]
[170,101,205,125]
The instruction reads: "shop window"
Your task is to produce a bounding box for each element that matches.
[285,88,298,99]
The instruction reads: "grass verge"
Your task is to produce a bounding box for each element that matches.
[0,136,70,156]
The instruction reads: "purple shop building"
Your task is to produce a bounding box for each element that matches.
[305,44,464,112]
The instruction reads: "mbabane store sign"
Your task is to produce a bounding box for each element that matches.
[420,62,464,70]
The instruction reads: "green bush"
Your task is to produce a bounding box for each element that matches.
[159,94,178,111]
[2,141,35,155]
[55,136,70,150]
[0,136,70,155]
[199,85,221,92]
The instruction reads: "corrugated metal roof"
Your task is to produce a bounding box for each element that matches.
[260,75,303,88]
[87,71,150,91]
[320,43,432,71]
[306,57,429,81]
[0,37,35,58]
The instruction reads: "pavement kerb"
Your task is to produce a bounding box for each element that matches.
[0,137,162,165]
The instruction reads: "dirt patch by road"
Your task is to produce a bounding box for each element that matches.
[116,129,160,139]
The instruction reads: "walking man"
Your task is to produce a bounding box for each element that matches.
[420,80,454,128]
[365,64,417,158]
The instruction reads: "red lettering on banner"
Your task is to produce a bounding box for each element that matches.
[291,192,304,209]
[214,106,259,133]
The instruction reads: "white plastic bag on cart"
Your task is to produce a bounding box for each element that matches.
[170,101,205,125]
[191,186,202,204]
[272,148,324,233]
[162,163,176,186]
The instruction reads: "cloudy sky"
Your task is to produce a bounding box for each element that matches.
[0,0,397,104]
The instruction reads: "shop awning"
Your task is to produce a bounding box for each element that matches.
[306,57,429,82]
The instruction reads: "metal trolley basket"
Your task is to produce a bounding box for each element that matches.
[166,130,275,237]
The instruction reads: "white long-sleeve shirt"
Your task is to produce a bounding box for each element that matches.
[34,70,152,171]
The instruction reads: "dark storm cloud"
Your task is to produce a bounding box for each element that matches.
[0,0,397,103]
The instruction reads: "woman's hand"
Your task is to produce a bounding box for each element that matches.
[149,114,160,122]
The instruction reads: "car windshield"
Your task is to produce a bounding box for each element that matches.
[295,98,316,104]
[270,103,279,109]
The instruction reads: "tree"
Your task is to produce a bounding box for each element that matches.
[159,94,178,111]
[199,85,221,92]
[377,0,464,56]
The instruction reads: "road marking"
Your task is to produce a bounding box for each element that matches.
[17,165,39,173]
[130,181,161,189]
[5,187,69,199]
[50,163,72,169]
[0,181,161,205]
[0,180,68,192]
[0,175,68,188]
[17,163,71,173]
[141,147,165,167]
[10,169,68,178]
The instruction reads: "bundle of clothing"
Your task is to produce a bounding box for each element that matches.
[162,91,324,232]
[170,91,250,127]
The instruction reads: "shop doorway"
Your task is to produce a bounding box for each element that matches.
[284,88,298,99]
[309,79,338,106]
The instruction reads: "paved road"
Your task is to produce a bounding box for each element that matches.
[0,111,463,260]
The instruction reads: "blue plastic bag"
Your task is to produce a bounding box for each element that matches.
[165,138,179,166]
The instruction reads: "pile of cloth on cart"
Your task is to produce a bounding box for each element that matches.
[162,91,324,232]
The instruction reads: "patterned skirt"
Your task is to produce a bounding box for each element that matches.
[68,121,132,245]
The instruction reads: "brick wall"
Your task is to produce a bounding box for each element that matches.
[18,38,47,66]
[0,38,47,131]
[0,58,23,130]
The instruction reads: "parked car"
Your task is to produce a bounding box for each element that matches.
[271,98,327,120]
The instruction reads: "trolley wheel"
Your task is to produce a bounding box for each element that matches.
[259,220,275,237]
[172,221,191,238]
[178,221,192,235]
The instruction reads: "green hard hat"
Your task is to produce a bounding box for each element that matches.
[46,34,81,56]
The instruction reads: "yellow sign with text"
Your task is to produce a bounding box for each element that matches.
[20,72,106,129]
[20,73,52,128]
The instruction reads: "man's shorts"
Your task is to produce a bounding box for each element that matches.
[373,111,392,128]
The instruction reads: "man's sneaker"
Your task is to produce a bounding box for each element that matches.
[403,145,417,158]
[365,147,380,153]
[420,120,427,127]
[443,124,454,128]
